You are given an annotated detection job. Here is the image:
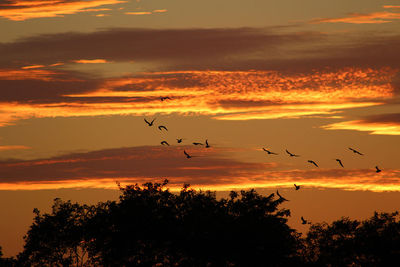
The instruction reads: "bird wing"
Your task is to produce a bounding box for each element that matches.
[312,161,318,167]
[184,150,189,156]
[144,118,150,125]
[285,149,291,155]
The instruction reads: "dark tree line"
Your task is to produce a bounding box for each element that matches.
[1,181,399,266]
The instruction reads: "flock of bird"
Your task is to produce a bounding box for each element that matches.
[144,116,211,159]
[144,97,383,226]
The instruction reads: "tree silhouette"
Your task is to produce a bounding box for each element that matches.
[16,181,302,266]
[303,211,400,266]
[12,181,400,266]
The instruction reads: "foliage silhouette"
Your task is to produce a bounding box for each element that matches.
[303,212,400,266]
[8,181,400,266]
[16,181,301,266]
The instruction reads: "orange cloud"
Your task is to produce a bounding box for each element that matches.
[383,5,400,9]
[0,0,126,21]
[73,59,108,64]
[0,145,30,151]
[0,146,398,192]
[322,120,400,135]
[312,11,400,24]
[0,68,396,125]
[322,113,400,135]
[125,11,152,15]
[153,9,167,13]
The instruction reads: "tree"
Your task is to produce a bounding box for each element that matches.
[17,198,95,266]
[303,212,400,266]
[17,181,302,266]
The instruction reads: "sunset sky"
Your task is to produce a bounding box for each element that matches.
[1,0,400,256]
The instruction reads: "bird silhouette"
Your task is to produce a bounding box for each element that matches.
[336,159,344,168]
[294,184,300,190]
[375,166,382,173]
[301,216,309,225]
[184,150,192,159]
[177,138,183,143]
[161,141,170,146]
[286,149,300,157]
[193,142,203,146]
[307,160,319,168]
[276,190,289,201]
[158,125,168,131]
[205,139,210,148]
[160,96,171,101]
[349,147,363,155]
[144,118,155,126]
[263,148,278,155]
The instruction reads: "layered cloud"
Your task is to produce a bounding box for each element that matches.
[0,146,398,192]
[0,68,395,125]
[0,0,126,21]
[0,28,399,125]
[322,113,400,135]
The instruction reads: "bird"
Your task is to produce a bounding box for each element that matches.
[144,118,155,126]
[294,184,300,190]
[276,190,289,201]
[307,160,319,168]
[193,142,203,146]
[375,166,382,173]
[205,139,210,148]
[184,150,192,159]
[301,216,309,225]
[177,138,183,143]
[336,159,344,168]
[263,148,278,155]
[161,141,170,146]
[286,149,300,157]
[349,147,363,155]
[158,125,168,131]
[160,96,171,101]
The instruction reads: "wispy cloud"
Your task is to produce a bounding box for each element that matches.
[0,67,395,125]
[322,113,400,135]
[0,0,126,21]
[73,59,108,64]
[0,145,30,151]
[311,6,400,24]
[0,146,398,191]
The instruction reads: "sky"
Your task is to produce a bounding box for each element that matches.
[0,0,400,257]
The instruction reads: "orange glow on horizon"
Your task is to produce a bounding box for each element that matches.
[0,169,399,192]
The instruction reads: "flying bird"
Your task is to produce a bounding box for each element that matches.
[349,147,363,155]
[307,160,319,168]
[263,148,278,155]
[375,166,382,173]
[301,216,310,225]
[205,139,210,148]
[161,141,170,146]
[336,159,344,168]
[184,150,192,159]
[177,138,183,143]
[193,142,203,146]
[160,96,171,101]
[276,190,289,201]
[286,149,300,157]
[144,118,156,126]
[158,125,168,131]
[294,184,300,190]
